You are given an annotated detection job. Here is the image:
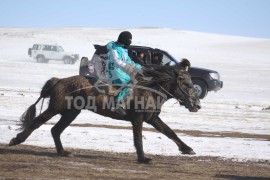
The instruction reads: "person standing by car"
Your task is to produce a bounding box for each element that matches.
[106,31,142,116]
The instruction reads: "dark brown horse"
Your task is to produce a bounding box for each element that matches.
[9,60,201,164]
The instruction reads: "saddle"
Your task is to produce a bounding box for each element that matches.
[85,77,117,96]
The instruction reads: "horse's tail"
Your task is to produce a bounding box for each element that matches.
[19,77,60,130]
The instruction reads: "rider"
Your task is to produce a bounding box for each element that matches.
[106,31,142,116]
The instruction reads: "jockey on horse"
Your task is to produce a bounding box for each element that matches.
[106,31,142,116]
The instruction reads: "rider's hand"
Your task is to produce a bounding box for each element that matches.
[125,64,135,74]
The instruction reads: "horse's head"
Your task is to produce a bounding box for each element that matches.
[140,60,201,112]
[174,59,201,112]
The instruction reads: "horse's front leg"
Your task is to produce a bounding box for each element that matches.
[147,116,195,155]
[131,117,152,164]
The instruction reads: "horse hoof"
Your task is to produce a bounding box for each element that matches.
[181,149,196,155]
[138,158,152,164]
[58,150,74,157]
[9,138,19,146]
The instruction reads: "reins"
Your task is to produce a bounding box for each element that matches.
[158,84,183,103]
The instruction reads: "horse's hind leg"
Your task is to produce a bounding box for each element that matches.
[147,117,195,155]
[51,109,81,157]
[9,109,56,146]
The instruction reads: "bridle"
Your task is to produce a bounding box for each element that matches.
[158,76,194,104]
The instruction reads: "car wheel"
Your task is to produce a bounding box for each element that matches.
[36,55,45,63]
[192,80,208,99]
[28,48,32,56]
[64,57,72,64]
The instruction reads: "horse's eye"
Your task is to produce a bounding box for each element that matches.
[183,82,190,87]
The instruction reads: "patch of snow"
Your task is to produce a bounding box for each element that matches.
[0,28,269,161]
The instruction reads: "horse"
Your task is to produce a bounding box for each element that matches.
[9,59,201,164]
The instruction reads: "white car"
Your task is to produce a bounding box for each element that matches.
[28,44,79,64]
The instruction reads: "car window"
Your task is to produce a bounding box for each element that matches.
[161,54,172,65]
[169,61,176,65]
[52,46,57,51]
[57,46,64,52]
[32,44,41,50]
[42,45,51,51]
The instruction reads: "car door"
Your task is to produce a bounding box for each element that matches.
[54,46,66,60]
[41,45,54,59]
[49,45,60,60]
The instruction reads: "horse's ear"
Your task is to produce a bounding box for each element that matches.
[178,58,191,71]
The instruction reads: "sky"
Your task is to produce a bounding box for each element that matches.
[0,0,270,38]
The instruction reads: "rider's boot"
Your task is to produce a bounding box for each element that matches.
[111,89,133,116]
[114,105,127,116]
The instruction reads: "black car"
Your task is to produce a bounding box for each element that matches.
[79,45,223,99]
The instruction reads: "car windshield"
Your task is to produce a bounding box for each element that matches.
[57,46,64,52]
[165,52,178,62]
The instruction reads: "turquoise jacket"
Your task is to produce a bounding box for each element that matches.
[106,41,141,85]
[106,41,142,103]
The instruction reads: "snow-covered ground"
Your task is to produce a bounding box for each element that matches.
[0,28,269,161]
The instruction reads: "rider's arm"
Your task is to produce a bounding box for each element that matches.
[107,42,127,71]
[108,42,141,73]
[126,56,142,73]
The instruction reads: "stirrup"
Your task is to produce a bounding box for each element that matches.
[111,107,126,116]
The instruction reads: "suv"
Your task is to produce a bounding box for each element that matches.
[79,45,223,99]
[28,44,79,64]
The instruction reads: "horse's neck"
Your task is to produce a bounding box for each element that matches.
[143,83,174,109]
[158,81,174,98]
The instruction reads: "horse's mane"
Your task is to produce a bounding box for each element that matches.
[138,65,178,87]
[138,59,190,87]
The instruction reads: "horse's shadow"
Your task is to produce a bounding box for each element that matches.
[0,144,134,163]
[0,145,183,166]
[0,145,57,158]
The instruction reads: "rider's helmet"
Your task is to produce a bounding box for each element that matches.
[117,31,132,48]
